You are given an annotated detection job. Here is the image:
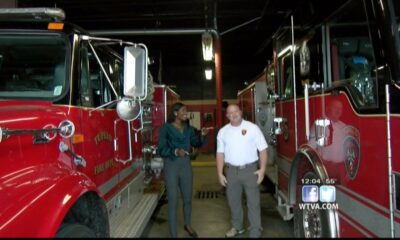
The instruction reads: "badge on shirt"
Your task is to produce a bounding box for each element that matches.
[241,129,247,136]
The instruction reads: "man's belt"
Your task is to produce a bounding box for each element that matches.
[226,161,258,170]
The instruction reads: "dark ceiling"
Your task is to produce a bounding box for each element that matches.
[16,0,348,100]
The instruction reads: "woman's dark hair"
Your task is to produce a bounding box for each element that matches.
[167,102,185,123]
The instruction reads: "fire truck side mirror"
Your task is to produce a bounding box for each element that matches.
[116,98,141,121]
[123,45,148,99]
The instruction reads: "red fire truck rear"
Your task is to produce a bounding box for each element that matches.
[151,85,180,147]
[0,8,167,237]
[240,0,400,237]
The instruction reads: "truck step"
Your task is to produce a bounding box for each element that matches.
[111,193,160,237]
[276,204,293,221]
[276,190,293,221]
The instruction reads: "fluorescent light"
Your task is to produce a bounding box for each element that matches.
[205,69,212,80]
[202,32,213,61]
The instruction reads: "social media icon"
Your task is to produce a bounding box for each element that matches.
[302,185,319,202]
[319,185,336,202]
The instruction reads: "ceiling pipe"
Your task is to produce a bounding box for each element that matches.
[220,16,261,36]
[255,0,271,30]
[89,28,218,36]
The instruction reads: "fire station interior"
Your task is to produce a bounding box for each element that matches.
[2,0,399,238]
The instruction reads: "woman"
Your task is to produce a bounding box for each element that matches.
[157,102,209,238]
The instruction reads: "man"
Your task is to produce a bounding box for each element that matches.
[216,104,268,238]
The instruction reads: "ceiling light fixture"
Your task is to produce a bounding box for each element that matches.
[205,68,213,80]
[202,31,213,61]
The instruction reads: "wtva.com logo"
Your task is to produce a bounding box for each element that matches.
[299,185,339,210]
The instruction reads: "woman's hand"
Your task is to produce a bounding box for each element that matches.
[200,127,213,136]
[175,148,189,157]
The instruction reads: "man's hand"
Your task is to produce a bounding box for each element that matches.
[254,169,265,185]
[218,173,228,187]
[255,149,268,184]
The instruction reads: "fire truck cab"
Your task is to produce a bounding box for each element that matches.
[0,8,164,237]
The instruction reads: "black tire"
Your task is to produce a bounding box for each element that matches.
[56,223,96,238]
[293,171,337,238]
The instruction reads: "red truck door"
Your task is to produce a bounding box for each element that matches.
[76,44,135,200]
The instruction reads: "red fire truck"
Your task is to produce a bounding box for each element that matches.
[0,8,166,237]
[242,0,400,237]
[237,66,277,166]
[142,85,180,181]
[151,85,180,147]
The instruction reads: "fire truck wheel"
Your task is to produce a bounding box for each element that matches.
[293,171,332,238]
[56,223,96,238]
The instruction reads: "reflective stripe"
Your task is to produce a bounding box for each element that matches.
[99,159,142,196]
[339,211,373,237]
[119,159,142,180]
[99,173,118,196]
[338,186,389,215]
[337,186,400,237]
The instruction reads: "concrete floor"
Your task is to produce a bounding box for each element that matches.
[141,154,294,238]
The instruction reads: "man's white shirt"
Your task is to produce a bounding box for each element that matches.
[217,119,268,166]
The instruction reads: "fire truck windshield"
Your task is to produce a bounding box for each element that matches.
[0,34,68,99]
